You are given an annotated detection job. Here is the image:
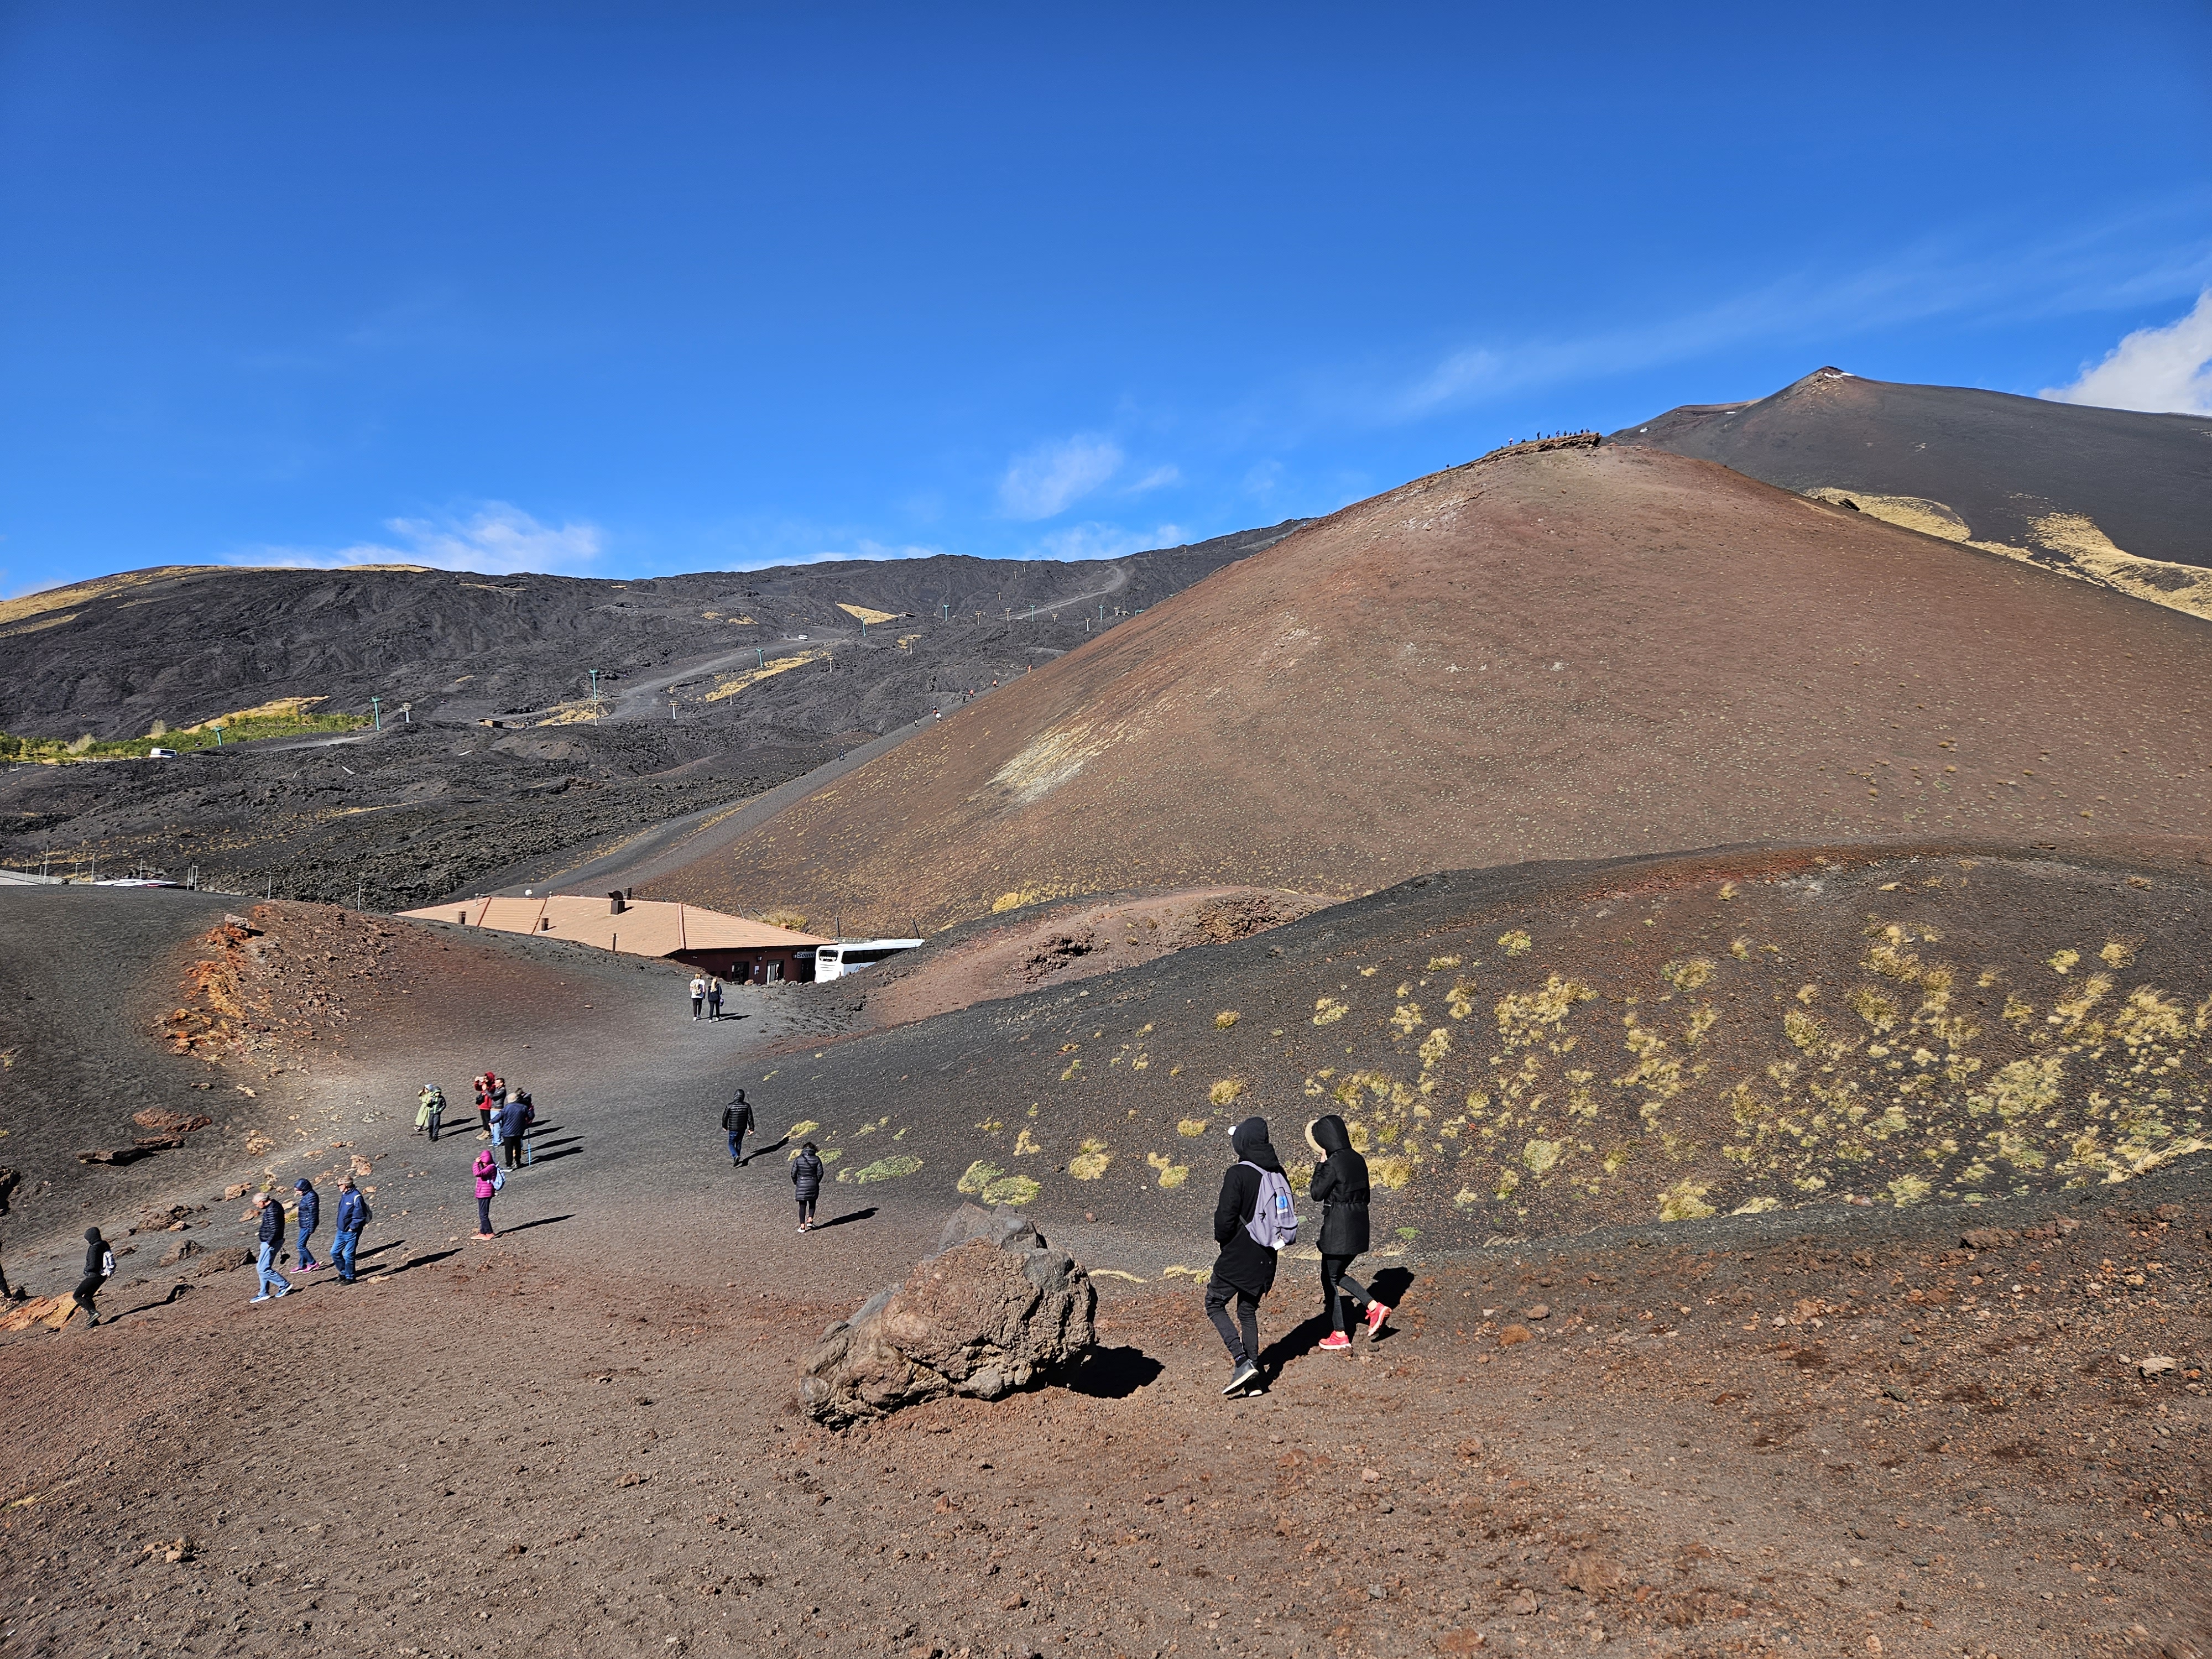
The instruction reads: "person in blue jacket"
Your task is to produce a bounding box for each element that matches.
[331,1176,368,1284]
[293,1178,322,1272]
[250,1193,291,1303]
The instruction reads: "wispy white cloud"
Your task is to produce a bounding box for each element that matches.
[1025,521,1187,562]
[2041,289,2212,414]
[1379,208,2212,422]
[1126,464,1181,493]
[233,502,604,575]
[998,435,1123,519]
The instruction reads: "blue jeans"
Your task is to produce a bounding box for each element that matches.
[296,1228,319,1270]
[727,1129,746,1162]
[331,1229,360,1281]
[256,1242,291,1297]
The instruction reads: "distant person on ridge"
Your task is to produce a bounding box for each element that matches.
[250,1193,291,1303]
[72,1226,114,1327]
[791,1141,823,1232]
[331,1175,368,1283]
[1306,1114,1387,1351]
[707,976,725,1020]
[722,1089,754,1166]
[1206,1115,1297,1397]
[293,1177,322,1273]
[689,974,707,1020]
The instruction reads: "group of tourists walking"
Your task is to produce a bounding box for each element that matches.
[688,975,727,1020]
[1204,1113,1389,1396]
[243,1175,371,1303]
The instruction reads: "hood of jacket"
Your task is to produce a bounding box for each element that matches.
[1229,1115,1283,1172]
[84,1227,103,1243]
[1305,1115,1352,1158]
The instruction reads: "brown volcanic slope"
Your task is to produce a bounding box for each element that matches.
[649,439,2212,934]
[1615,367,2212,621]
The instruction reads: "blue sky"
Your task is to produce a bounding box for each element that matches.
[3,3,2209,593]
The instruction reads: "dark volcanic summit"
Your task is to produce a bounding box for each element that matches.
[0,525,1301,902]
[0,525,1302,740]
[1614,367,2212,619]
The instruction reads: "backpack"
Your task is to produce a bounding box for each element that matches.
[1238,1161,1298,1249]
[491,1167,505,1193]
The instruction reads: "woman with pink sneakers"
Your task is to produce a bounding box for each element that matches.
[1306,1114,1389,1351]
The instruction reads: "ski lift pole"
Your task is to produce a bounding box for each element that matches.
[370,696,382,733]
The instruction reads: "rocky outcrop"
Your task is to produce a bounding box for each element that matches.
[797,1203,1094,1426]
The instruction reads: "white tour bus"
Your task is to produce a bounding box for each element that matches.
[811,937,923,982]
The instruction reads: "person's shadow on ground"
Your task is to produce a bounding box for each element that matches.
[1067,1345,1163,1399]
[1255,1265,1421,1383]
[742,1137,790,1166]
[811,1207,875,1230]
[496,1213,575,1236]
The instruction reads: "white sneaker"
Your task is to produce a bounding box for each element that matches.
[251,1294,272,1304]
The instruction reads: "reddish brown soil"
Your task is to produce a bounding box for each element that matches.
[859,888,1332,1030]
[5,1171,2209,1659]
[648,442,2212,936]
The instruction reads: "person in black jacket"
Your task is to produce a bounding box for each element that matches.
[791,1141,823,1232]
[72,1227,114,1327]
[722,1089,755,1166]
[1307,1114,1389,1350]
[1207,1115,1286,1396]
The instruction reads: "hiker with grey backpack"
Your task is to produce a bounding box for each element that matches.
[1206,1115,1298,1396]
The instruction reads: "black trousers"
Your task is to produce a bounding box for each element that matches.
[1321,1254,1373,1332]
[502,1136,524,1169]
[72,1272,102,1315]
[1205,1275,1261,1365]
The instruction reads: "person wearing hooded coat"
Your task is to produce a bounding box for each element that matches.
[1306,1114,1390,1349]
[293,1178,322,1272]
[791,1141,823,1231]
[72,1227,115,1326]
[1207,1115,1287,1396]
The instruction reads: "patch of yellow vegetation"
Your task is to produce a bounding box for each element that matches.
[785,1120,819,1140]
[1370,1155,1413,1190]
[836,602,901,625]
[179,696,328,733]
[1215,1011,1240,1030]
[1312,997,1348,1026]
[1662,959,1713,991]
[1730,1196,1781,1215]
[845,1155,922,1185]
[1499,929,1533,956]
[1427,954,1462,972]
[0,566,241,629]
[983,1174,1040,1206]
[990,722,1114,806]
[2100,940,2137,969]
[1177,1118,1209,1138]
[1145,1152,1190,1189]
[1208,1079,1245,1107]
[1013,1128,1041,1156]
[2048,949,2080,975]
[957,1160,1003,1196]
[703,650,828,702]
[1068,1139,1113,1180]
[1657,1181,1715,1222]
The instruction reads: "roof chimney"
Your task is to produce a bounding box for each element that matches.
[609,890,627,915]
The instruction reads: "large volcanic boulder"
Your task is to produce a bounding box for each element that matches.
[797,1204,1095,1425]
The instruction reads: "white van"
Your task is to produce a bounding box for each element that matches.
[811,937,922,982]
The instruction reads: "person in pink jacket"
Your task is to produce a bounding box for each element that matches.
[472,1146,499,1240]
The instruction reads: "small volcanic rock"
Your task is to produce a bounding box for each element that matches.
[1498,1324,1534,1348]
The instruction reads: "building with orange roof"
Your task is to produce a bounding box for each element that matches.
[399,891,831,984]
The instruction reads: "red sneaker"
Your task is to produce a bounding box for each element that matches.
[1318,1331,1352,1352]
[1364,1302,1391,1337]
